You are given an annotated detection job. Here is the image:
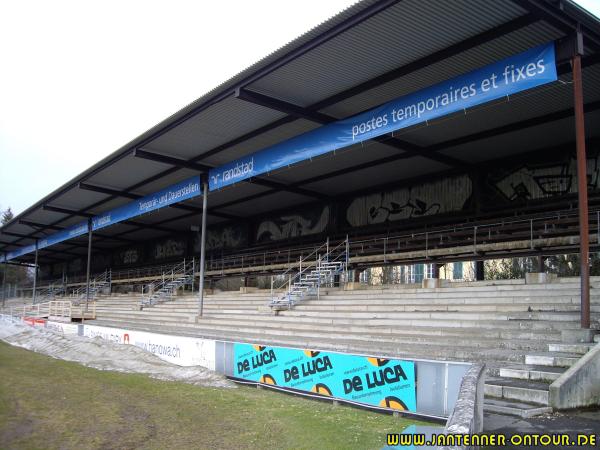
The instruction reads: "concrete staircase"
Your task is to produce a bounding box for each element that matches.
[484,341,597,418]
[85,278,599,417]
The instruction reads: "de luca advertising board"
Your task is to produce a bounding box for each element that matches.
[233,343,417,412]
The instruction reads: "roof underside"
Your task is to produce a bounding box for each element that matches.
[2,0,600,264]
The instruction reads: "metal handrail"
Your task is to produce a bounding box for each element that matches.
[270,237,349,307]
[140,259,194,307]
[270,239,330,296]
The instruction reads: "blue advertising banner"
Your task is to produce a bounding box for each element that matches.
[209,42,557,190]
[6,243,36,261]
[234,343,416,412]
[38,221,89,250]
[5,176,202,261]
[92,175,201,231]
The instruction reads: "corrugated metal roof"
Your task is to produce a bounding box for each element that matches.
[248,0,527,106]
[319,20,564,119]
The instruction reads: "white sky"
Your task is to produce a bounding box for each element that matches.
[1,0,599,217]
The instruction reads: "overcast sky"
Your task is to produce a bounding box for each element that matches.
[1,0,599,217]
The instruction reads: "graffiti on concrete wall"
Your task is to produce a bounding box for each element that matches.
[193,225,246,252]
[493,155,600,202]
[115,247,141,266]
[256,206,329,242]
[345,175,471,227]
[154,238,186,260]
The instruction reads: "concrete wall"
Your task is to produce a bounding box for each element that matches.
[440,363,485,450]
[549,343,600,409]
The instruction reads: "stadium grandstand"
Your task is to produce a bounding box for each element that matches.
[1,0,600,421]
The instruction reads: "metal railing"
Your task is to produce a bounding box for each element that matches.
[71,269,111,303]
[140,259,195,308]
[7,301,50,318]
[270,237,348,309]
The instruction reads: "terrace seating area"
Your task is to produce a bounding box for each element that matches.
[4,275,599,417]
[88,279,600,365]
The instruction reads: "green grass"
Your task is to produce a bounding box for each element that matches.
[0,341,427,449]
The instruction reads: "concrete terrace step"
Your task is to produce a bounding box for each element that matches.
[277,309,600,322]
[483,398,553,418]
[498,364,566,382]
[97,312,563,342]
[548,342,596,354]
[202,315,561,342]
[284,302,599,312]
[85,319,526,363]
[485,377,550,405]
[525,352,581,367]
[86,317,546,362]
[168,309,592,330]
[196,315,558,341]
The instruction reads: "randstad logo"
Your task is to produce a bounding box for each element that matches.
[222,158,254,183]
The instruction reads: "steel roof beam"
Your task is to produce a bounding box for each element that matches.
[133,149,212,171]
[78,183,140,200]
[511,0,600,49]
[236,88,469,169]
[427,100,600,152]
[43,205,94,218]
[19,220,64,231]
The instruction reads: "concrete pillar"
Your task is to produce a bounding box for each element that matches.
[85,218,93,312]
[198,180,209,317]
[1,257,6,307]
[538,255,546,273]
[32,242,39,304]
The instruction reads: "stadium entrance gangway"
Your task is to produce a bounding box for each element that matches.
[269,237,349,310]
[71,269,111,304]
[140,259,195,309]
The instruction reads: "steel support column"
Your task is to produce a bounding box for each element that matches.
[32,241,38,304]
[573,51,590,329]
[198,181,209,317]
[1,255,6,307]
[85,218,93,312]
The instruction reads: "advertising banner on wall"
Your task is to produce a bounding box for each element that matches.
[92,175,201,231]
[83,324,216,369]
[6,243,36,261]
[38,221,89,250]
[5,176,202,262]
[46,321,81,335]
[233,343,416,412]
[209,42,557,190]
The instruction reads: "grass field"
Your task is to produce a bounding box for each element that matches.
[0,341,427,450]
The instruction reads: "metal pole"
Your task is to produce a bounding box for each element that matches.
[85,218,93,312]
[1,255,6,307]
[32,241,38,304]
[198,181,208,317]
[573,51,590,329]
